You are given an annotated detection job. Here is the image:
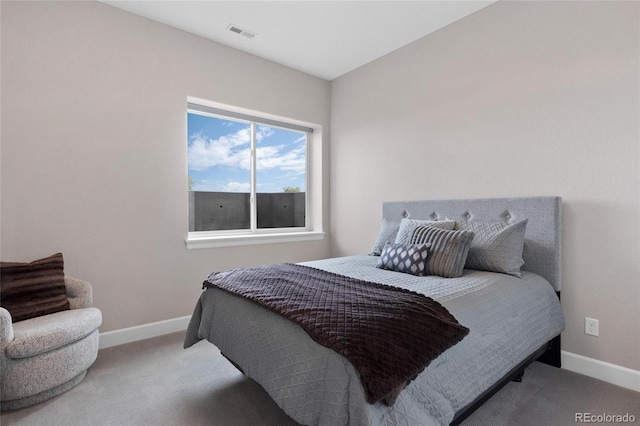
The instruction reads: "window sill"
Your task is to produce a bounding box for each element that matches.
[186,230,325,250]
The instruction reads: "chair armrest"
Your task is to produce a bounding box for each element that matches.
[0,307,15,351]
[65,277,93,309]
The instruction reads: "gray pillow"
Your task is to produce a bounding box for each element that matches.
[394,218,456,245]
[376,243,431,276]
[370,219,401,256]
[410,226,475,278]
[455,219,528,277]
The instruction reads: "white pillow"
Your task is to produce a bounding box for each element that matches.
[455,219,528,277]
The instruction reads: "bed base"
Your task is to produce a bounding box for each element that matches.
[450,289,562,425]
[535,292,562,368]
[450,333,561,426]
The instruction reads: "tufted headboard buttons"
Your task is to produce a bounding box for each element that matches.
[501,210,514,223]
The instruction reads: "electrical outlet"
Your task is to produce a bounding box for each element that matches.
[585,317,599,336]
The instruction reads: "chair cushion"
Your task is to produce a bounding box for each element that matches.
[0,253,70,322]
[6,308,102,359]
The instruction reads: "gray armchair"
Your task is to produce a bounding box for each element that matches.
[0,277,102,411]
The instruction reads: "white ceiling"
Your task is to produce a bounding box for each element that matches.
[102,1,495,81]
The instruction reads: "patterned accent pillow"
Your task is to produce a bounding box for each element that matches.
[394,218,456,245]
[376,243,431,276]
[410,226,475,278]
[370,219,401,256]
[455,219,528,277]
[0,253,70,322]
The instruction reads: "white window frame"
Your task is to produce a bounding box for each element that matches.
[185,98,324,249]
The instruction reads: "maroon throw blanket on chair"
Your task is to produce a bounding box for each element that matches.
[203,263,469,405]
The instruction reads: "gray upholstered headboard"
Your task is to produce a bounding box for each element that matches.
[382,197,563,291]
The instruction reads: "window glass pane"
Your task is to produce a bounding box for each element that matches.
[187,112,251,231]
[255,126,307,229]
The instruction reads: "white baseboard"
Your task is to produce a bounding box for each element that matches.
[98,315,191,349]
[562,350,640,392]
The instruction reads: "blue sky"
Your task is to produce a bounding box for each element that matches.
[187,113,306,193]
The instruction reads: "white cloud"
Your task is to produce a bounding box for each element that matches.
[257,144,306,174]
[224,181,251,192]
[188,128,251,171]
[256,126,275,141]
[188,127,306,175]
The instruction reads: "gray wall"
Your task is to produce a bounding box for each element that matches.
[330,1,639,371]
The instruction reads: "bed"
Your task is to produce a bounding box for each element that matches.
[184,196,565,426]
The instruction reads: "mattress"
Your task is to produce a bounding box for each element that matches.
[185,254,565,426]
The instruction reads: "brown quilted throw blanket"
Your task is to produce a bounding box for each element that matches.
[203,263,469,405]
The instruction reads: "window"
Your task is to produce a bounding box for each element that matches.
[186,100,323,248]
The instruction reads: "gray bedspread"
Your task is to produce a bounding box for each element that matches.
[185,255,565,426]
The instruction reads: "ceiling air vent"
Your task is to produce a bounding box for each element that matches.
[227,24,256,39]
